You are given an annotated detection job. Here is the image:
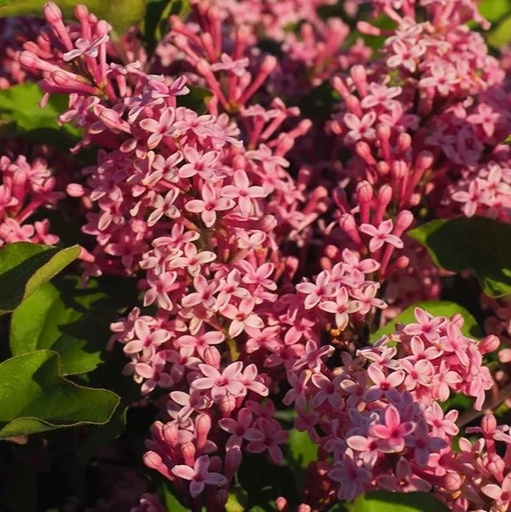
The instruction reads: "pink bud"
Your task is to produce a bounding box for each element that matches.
[481,414,497,435]
[393,256,410,269]
[415,150,434,172]
[481,334,499,354]
[218,394,237,415]
[345,94,362,117]
[98,108,123,129]
[143,451,163,471]
[276,497,289,512]
[443,472,462,491]
[350,65,367,97]
[225,447,242,475]
[357,21,382,36]
[51,70,75,86]
[377,184,393,205]
[203,346,221,368]
[181,442,196,467]
[96,19,111,36]
[397,132,412,152]
[324,244,340,260]
[391,160,408,179]
[339,214,364,247]
[195,413,212,437]
[162,423,179,446]
[356,141,377,166]
[261,55,277,73]
[377,161,390,176]
[43,2,63,23]
[74,4,89,21]
[487,453,506,476]
[394,210,414,232]
[357,181,373,203]
[450,313,464,327]
[66,183,85,197]
[78,246,95,263]
[332,76,350,99]
[18,51,38,69]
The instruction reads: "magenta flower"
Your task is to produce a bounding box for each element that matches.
[171,455,227,497]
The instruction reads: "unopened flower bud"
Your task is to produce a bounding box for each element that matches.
[43,2,63,23]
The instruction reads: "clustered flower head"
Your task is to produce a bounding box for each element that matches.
[2,0,511,510]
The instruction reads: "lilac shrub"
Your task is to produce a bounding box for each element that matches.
[1,0,511,511]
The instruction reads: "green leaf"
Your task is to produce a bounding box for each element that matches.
[487,14,511,47]
[408,216,511,298]
[0,350,119,439]
[350,491,449,512]
[142,0,190,54]
[0,84,72,133]
[0,0,147,35]
[226,487,249,512]
[478,0,511,23]
[10,282,107,375]
[287,429,317,492]
[157,482,191,512]
[288,429,317,468]
[370,300,482,343]
[0,243,80,314]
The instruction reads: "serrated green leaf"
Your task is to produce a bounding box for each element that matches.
[10,282,107,375]
[0,350,119,439]
[350,491,449,512]
[0,243,80,314]
[408,217,511,298]
[0,0,146,35]
[370,300,482,343]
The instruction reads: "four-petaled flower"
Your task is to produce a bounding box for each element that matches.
[171,455,227,497]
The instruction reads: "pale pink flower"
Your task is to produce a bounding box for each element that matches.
[360,219,404,253]
[185,182,235,227]
[192,361,246,400]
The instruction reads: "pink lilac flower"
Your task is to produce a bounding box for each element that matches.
[171,455,228,497]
